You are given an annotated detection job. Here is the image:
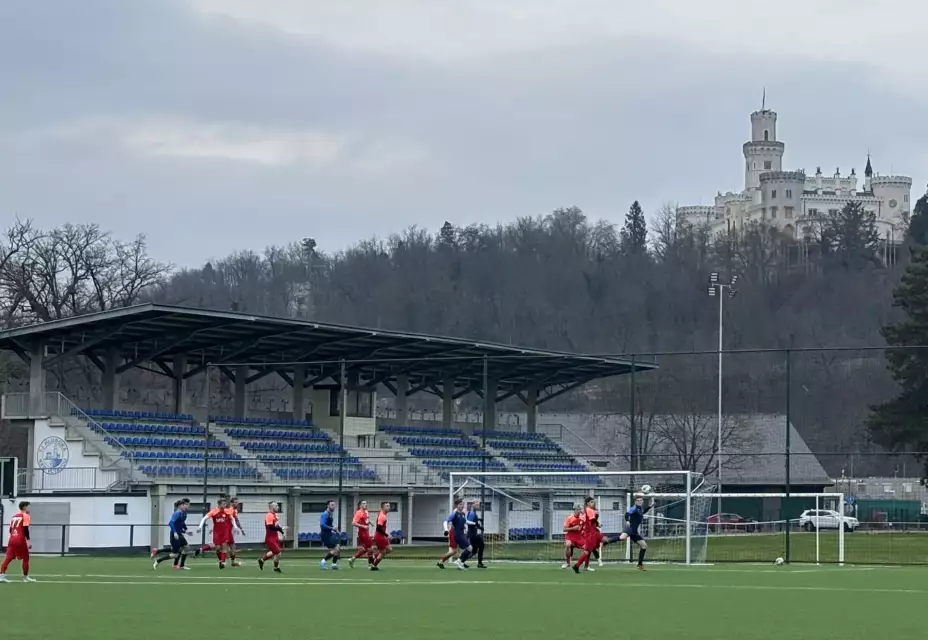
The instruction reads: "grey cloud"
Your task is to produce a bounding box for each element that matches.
[1,0,925,265]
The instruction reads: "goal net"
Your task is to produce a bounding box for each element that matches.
[449,472,847,565]
[448,471,715,565]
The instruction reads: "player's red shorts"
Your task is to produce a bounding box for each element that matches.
[4,538,29,560]
[357,530,372,549]
[265,537,281,556]
[373,533,390,551]
[566,533,585,547]
[447,530,457,549]
[585,531,604,551]
[213,530,233,546]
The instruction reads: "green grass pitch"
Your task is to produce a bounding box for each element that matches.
[1,548,926,640]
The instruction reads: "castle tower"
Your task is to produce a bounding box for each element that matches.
[743,109,785,192]
[864,154,873,192]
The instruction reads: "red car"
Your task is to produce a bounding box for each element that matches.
[706,513,757,533]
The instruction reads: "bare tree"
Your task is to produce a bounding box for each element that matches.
[650,411,756,478]
[0,221,171,325]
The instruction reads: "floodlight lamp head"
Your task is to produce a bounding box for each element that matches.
[709,272,719,284]
[708,286,717,296]
[731,274,739,285]
[728,288,737,298]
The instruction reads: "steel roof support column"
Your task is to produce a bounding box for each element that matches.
[102,347,120,411]
[483,377,498,431]
[442,372,454,428]
[233,365,248,418]
[526,384,539,433]
[29,341,45,417]
[172,353,187,415]
[292,363,305,421]
[395,373,409,425]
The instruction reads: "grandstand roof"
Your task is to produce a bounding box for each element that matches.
[0,304,652,401]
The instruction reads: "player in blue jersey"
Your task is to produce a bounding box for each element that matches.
[319,500,341,570]
[618,495,653,570]
[466,500,487,569]
[152,499,191,570]
[442,499,474,570]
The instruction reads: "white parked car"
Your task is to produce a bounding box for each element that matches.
[798,509,859,532]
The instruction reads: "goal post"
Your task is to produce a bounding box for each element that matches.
[448,471,845,566]
[448,470,713,565]
[642,491,846,565]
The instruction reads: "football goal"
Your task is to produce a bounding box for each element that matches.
[448,471,846,565]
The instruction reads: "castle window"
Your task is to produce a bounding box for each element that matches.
[786,189,792,198]
[764,130,769,141]
[785,206,794,219]
[764,161,772,170]
[771,189,777,199]
[809,208,819,217]
[904,195,909,202]
[761,208,766,219]
[771,206,778,219]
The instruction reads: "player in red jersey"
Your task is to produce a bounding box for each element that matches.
[225,497,244,567]
[348,500,373,568]
[369,501,393,571]
[1,501,35,583]
[258,501,284,573]
[197,498,242,569]
[561,504,585,569]
[580,497,605,571]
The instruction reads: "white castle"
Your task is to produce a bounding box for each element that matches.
[679,106,912,245]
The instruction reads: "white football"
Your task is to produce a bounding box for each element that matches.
[640,484,652,494]
[774,557,785,566]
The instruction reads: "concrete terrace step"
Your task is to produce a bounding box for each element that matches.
[210,431,276,480]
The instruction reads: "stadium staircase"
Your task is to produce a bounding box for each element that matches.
[375,425,469,484]
[211,435,277,480]
[43,405,150,488]
[77,409,259,481]
[217,418,377,483]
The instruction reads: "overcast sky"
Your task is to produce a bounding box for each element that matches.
[2,0,926,267]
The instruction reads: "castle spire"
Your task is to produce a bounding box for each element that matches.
[761,87,766,111]
[865,152,873,178]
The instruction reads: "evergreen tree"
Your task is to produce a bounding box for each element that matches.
[868,246,928,472]
[823,200,881,269]
[907,192,928,246]
[620,200,648,255]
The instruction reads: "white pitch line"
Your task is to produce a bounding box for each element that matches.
[18,578,928,595]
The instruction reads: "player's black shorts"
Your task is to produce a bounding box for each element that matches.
[624,528,643,543]
[468,532,484,546]
[321,533,340,549]
[171,534,188,553]
[454,533,471,550]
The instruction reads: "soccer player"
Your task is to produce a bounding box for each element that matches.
[561,504,585,569]
[582,496,605,571]
[370,501,393,571]
[348,500,373,568]
[153,499,192,570]
[466,500,487,569]
[226,496,244,567]
[258,501,285,573]
[436,510,458,569]
[619,495,653,570]
[319,500,341,570]
[445,499,474,570]
[1,501,35,582]
[197,498,242,569]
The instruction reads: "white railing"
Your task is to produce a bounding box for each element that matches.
[2,391,137,475]
[17,466,122,492]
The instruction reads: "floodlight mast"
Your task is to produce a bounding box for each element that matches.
[708,272,739,519]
